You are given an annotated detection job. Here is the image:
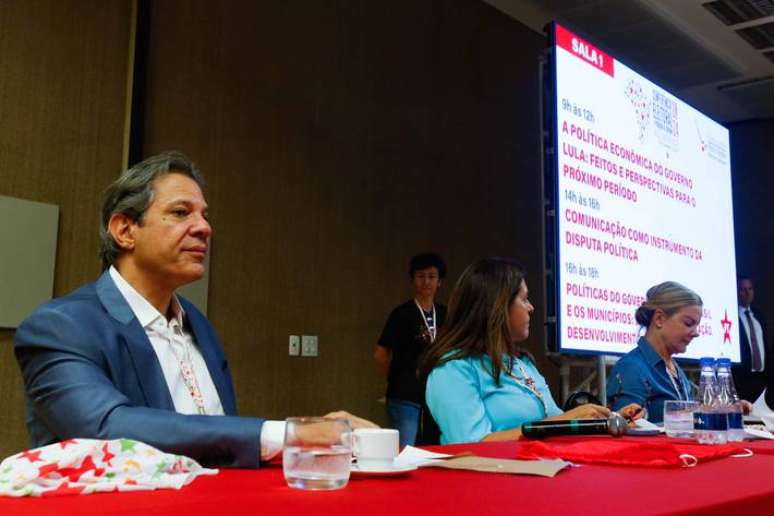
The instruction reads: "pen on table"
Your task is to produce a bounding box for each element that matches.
[625,407,644,422]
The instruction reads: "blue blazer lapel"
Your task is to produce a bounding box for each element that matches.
[182,300,237,415]
[95,271,175,411]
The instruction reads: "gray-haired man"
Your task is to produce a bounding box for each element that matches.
[15,151,374,467]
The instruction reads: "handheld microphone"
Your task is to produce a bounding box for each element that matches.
[521,413,627,439]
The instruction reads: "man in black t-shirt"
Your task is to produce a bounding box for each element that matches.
[374,253,447,447]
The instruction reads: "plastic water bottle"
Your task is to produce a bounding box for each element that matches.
[695,358,714,444]
[717,358,745,442]
[695,357,727,444]
[709,360,728,445]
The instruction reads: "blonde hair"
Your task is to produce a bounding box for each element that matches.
[635,281,703,328]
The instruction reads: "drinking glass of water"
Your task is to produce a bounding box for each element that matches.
[283,416,352,490]
[663,400,699,439]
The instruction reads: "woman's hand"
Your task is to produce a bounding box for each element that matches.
[740,400,753,415]
[561,403,610,420]
[617,403,644,422]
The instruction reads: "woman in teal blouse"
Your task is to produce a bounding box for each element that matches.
[421,257,639,444]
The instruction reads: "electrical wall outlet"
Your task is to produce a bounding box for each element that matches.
[288,335,300,356]
[301,335,318,357]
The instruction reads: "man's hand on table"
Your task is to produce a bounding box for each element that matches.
[292,411,379,447]
[324,411,379,430]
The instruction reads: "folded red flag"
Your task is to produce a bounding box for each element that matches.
[516,438,748,467]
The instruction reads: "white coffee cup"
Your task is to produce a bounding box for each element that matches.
[352,428,399,469]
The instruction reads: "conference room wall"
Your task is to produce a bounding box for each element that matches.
[141,1,551,424]
[0,1,132,458]
[730,118,774,333]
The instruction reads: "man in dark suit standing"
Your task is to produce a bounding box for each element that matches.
[733,276,771,401]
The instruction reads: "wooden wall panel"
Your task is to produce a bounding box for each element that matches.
[0,0,131,458]
[143,0,549,424]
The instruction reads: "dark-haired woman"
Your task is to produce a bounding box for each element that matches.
[421,257,640,444]
[607,282,702,423]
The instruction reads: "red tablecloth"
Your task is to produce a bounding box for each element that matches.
[2,437,774,516]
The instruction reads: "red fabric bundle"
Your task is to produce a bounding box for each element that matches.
[516,438,748,467]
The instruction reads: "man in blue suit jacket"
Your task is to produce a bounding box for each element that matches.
[15,271,262,467]
[14,152,372,468]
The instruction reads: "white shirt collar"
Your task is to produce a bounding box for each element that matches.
[109,266,186,329]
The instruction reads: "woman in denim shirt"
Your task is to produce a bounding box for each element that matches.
[607,282,702,423]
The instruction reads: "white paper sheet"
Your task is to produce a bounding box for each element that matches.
[394,446,452,468]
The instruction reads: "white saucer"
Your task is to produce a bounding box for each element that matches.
[350,463,418,478]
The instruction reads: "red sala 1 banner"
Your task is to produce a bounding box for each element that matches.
[556,24,615,78]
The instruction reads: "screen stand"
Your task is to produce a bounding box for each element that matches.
[551,354,701,409]
[550,354,616,406]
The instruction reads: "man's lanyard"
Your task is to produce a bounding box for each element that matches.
[167,321,207,415]
[414,299,437,341]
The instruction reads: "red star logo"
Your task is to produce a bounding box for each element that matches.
[101,442,115,466]
[720,309,733,344]
[19,449,43,463]
[59,439,78,449]
[38,463,59,477]
[58,455,104,482]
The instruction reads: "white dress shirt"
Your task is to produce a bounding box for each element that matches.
[109,267,284,459]
[739,305,766,372]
